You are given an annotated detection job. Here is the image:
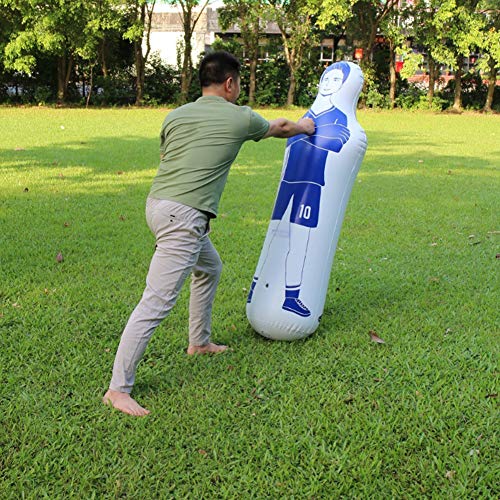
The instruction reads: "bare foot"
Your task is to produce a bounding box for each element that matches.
[102,389,150,416]
[187,342,228,355]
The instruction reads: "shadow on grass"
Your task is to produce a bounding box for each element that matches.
[1,129,498,178]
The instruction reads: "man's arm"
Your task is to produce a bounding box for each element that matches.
[263,117,315,139]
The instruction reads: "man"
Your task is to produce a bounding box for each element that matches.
[247,62,351,317]
[103,51,315,416]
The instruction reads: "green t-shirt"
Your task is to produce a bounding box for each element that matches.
[149,95,270,217]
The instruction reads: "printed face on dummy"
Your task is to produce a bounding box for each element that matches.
[319,69,344,96]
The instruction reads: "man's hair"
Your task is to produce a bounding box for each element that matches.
[199,51,241,88]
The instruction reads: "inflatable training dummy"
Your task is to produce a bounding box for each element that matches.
[246,61,367,341]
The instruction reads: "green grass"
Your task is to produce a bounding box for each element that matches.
[0,107,498,498]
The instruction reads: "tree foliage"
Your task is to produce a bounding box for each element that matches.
[0,0,497,110]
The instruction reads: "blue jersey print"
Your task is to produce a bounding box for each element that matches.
[283,107,350,186]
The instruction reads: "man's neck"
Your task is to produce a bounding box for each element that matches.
[202,87,228,101]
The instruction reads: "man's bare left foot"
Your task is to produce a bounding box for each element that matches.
[187,343,228,355]
[102,389,150,416]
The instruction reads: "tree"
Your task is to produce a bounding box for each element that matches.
[168,0,210,104]
[0,0,128,103]
[218,0,265,105]
[346,0,399,105]
[123,0,156,105]
[477,0,500,111]
[444,0,483,111]
[1,0,93,102]
[380,5,410,108]
[408,0,448,107]
[266,0,352,106]
[348,0,400,66]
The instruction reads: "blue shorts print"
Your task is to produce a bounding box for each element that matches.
[271,181,321,228]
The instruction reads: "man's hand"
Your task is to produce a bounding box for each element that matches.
[297,117,315,136]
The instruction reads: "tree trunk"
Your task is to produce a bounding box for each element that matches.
[452,55,463,111]
[101,38,108,77]
[180,9,193,104]
[249,57,257,105]
[287,71,296,106]
[484,58,497,113]
[427,56,436,106]
[57,56,66,103]
[135,40,145,105]
[180,39,192,104]
[389,40,396,109]
[134,2,147,106]
[57,54,73,103]
[86,64,94,108]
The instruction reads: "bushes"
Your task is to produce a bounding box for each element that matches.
[143,53,181,105]
[0,44,497,110]
[439,72,500,111]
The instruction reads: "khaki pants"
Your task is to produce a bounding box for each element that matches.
[109,198,222,394]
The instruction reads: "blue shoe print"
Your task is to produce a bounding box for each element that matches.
[282,297,311,317]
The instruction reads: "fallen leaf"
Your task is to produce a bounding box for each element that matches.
[230,324,236,331]
[485,393,497,399]
[227,365,234,371]
[496,254,500,259]
[12,303,20,308]
[447,170,452,175]
[445,470,456,480]
[56,252,64,263]
[58,173,65,178]
[104,348,111,353]
[14,147,25,151]
[445,328,452,334]
[198,449,208,456]
[119,215,126,221]
[429,277,440,283]
[415,390,422,397]
[430,242,438,247]
[251,388,264,399]
[369,330,385,344]
[344,395,355,404]
[63,222,70,227]
[116,171,124,175]
[44,288,49,294]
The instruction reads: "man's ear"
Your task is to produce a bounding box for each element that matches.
[224,77,233,92]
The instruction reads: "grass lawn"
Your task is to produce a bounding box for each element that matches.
[0,107,498,498]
